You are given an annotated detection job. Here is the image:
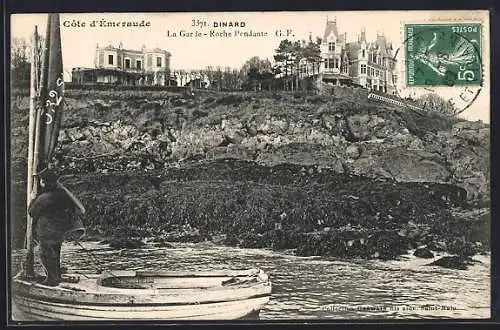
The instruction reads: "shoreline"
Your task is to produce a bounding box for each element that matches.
[10,91,490,269]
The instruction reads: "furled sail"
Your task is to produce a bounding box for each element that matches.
[25,13,82,278]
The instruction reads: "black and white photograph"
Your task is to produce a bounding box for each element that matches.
[8,10,490,321]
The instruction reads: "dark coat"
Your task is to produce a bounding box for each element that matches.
[28,188,76,240]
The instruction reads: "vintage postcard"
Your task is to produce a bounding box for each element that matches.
[8,10,490,322]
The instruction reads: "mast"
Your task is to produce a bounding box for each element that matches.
[23,14,77,278]
[24,26,39,278]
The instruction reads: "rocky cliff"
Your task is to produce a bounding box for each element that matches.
[11,89,490,201]
[10,89,490,261]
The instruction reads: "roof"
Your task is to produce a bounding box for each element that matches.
[98,43,169,55]
[323,20,339,40]
[345,42,361,59]
[376,34,388,56]
[360,29,367,43]
[151,47,169,54]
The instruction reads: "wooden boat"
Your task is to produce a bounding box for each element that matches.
[12,14,272,321]
[12,268,271,320]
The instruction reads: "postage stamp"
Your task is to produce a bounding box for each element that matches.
[404,23,482,87]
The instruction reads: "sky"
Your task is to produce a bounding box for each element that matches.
[11,11,490,122]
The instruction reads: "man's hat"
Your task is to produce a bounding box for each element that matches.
[38,168,59,184]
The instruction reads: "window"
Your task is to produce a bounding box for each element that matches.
[108,54,114,65]
[328,58,335,69]
[125,58,131,69]
[362,49,365,58]
[136,60,142,70]
[156,57,162,67]
[324,60,328,69]
[328,42,335,52]
[376,70,380,77]
[360,64,367,74]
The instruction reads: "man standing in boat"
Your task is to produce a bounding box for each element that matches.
[27,169,86,286]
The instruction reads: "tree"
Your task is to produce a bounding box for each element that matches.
[274,39,294,91]
[302,37,322,77]
[240,56,272,91]
[11,35,45,89]
[205,66,216,89]
[214,66,223,91]
[272,37,322,91]
[416,93,458,116]
[291,40,305,90]
[11,37,30,88]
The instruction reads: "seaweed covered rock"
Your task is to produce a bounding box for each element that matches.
[427,255,476,270]
[294,229,409,260]
[106,238,146,249]
[414,247,434,259]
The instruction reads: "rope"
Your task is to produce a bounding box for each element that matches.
[74,241,120,280]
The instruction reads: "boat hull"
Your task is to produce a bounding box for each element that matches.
[12,269,271,321]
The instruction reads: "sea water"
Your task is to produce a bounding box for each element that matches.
[11,241,490,319]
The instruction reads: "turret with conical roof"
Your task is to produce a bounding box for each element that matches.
[323,18,339,41]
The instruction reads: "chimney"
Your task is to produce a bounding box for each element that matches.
[360,27,366,43]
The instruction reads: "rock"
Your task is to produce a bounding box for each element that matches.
[246,126,258,137]
[414,247,434,258]
[426,255,474,270]
[427,240,447,252]
[407,137,424,150]
[381,151,450,182]
[155,241,174,248]
[107,238,146,249]
[365,230,409,260]
[452,120,486,133]
[346,115,371,141]
[68,129,85,141]
[346,144,361,159]
[164,231,207,243]
[224,234,239,247]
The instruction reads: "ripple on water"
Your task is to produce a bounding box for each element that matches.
[10,244,490,320]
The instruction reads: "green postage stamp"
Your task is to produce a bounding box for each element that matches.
[404,23,482,86]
